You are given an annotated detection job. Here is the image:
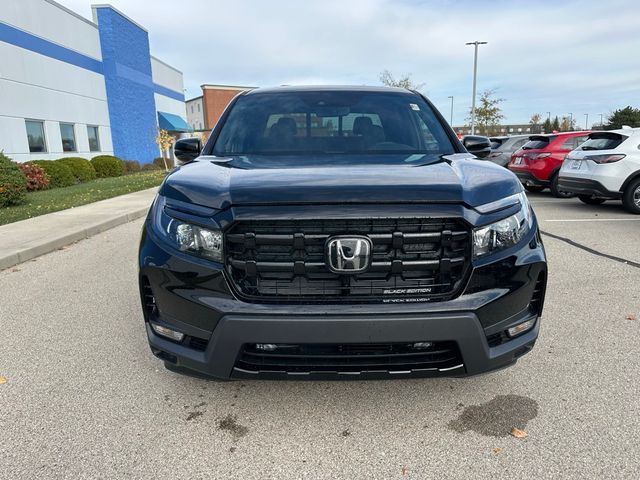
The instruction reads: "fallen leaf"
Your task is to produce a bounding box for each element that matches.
[625,314,637,321]
[401,466,409,476]
[510,427,528,439]
[492,447,503,454]
[0,376,7,385]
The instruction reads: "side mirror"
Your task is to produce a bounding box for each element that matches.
[174,138,202,163]
[462,135,492,159]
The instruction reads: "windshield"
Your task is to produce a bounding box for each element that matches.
[212,91,455,159]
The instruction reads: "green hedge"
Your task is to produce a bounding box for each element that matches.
[29,160,75,188]
[91,155,125,178]
[0,153,28,207]
[56,157,96,183]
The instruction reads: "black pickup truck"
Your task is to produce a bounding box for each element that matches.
[138,86,547,380]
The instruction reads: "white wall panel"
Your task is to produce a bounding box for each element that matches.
[0,79,110,126]
[44,120,63,154]
[154,93,187,118]
[0,43,107,101]
[151,56,183,92]
[75,124,89,153]
[0,116,29,156]
[99,126,113,152]
[1,0,101,59]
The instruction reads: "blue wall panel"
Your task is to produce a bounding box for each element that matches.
[95,7,158,164]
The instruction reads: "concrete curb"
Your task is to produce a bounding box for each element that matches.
[0,207,149,271]
[0,187,157,271]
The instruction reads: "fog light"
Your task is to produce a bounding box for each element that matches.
[255,343,278,351]
[412,342,434,350]
[507,319,536,338]
[150,322,185,342]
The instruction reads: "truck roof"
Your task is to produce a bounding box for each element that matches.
[244,85,415,95]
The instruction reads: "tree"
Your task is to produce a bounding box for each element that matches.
[542,118,552,133]
[467,89,504,135]
[559,116,575,132]
[604,106,640,130]
[379,70,425,91]
[155,129,173,171]
[529,113,542,134]
[551,116,560,132]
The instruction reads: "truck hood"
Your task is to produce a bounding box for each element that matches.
[160,153,521,211]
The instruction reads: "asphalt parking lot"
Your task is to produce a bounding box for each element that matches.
[1,193,639,480]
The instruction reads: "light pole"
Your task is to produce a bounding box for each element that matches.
[569,112,573,130]
[466,41,487,135]
[600,113,604,128]
[547,112,551,122]
[447,96,454,126]
[584,113,589,130]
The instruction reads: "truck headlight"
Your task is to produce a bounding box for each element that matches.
[473,192,532,258]
[153,197,223,262]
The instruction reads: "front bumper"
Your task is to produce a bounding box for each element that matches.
[146,310,540,380]
[139,208,547,380]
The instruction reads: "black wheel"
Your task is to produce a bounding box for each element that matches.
[550,174,575,198]
[524,185,545,193]
[622,178,640,214]
[578,195,606,205]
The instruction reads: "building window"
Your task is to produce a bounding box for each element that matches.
[197,103,201,112]
[87,126,100,152]
[191,105,194,113]
[25,120,47,153]
[60,123,76,152]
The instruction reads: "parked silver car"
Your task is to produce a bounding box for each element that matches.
[487,135,530,167]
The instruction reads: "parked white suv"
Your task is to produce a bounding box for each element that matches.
[558,127,640,214]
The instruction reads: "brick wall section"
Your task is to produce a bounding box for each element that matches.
[203,87,250,129]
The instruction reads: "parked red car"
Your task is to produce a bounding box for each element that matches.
[508,131,590,197]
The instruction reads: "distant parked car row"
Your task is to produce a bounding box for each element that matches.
[507,131,590,197]
[477,128,640,214]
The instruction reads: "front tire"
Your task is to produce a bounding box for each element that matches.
[578,195,606,205]
[622,179,640,214]
[524,185,545,193]
[550,174,575,198]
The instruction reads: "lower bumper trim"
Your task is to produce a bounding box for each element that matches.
[512,170,549,187]
[558,177,621,199]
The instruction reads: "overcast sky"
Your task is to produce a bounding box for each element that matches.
[59,0,639,127]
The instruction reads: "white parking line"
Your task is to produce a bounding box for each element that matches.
[545,218,640,222]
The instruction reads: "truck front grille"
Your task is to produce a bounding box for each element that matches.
[225,218,471,303]
[234,341,464,375]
